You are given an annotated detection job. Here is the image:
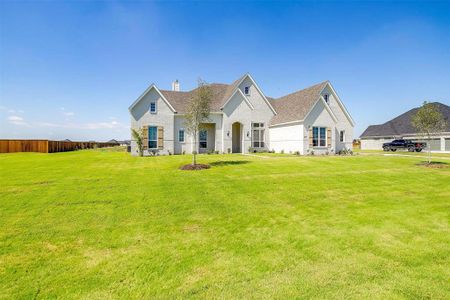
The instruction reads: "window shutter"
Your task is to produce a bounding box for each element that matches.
[327,127,332,147]
[142,126,148,150]
[309,128,313,147]
[158,126,164,149]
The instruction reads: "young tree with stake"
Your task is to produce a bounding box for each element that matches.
[412,101,447,164]
[184,79,212,165]
[131,128,145,157]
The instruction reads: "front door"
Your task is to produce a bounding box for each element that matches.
[232,122,242,153]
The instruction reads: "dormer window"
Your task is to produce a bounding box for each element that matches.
[244,86,250,96]
[323,94,329,104]
[150,102,157,113]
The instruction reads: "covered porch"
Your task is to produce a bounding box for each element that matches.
[198,123,216,154]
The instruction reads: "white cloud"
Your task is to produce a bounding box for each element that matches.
[35,122,60,127]
[1,107,24,114]
[63,111,75,117]
[8,116,23,121]
[82,121,125,129]
[8,115,28,126]
[35,120,128,130]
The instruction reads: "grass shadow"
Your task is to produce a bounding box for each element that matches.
[416,161,448,169]
[210,160,251,167]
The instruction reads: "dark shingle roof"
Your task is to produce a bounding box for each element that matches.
[159,75,247,113]
[269,81,328,125]
[360,102,450,138]
[156,75,329,124]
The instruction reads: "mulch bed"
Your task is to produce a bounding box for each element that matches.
[416,162,448,169]
[179,163,211,171]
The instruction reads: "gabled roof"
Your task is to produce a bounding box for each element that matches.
[128,84,176,112]
[222,88,255,111]
[269,81,328,125]
[129,75,350,124]
[360,102,450,138]
[160,83,230,113]
[221,74,248,106]
[146,73,275,114]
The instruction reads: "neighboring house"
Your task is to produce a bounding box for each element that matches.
[107,139,130,146]
[129,73,354,156]
[360,102,450,152]
[107,139,120,145]
[120,140,131,146]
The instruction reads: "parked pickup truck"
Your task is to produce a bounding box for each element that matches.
[382,139,427,152]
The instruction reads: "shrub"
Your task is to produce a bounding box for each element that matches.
[214,150,219,154]
[281,150,284,154]
[227,148,231,154]
[294,151,300,155]
[337,148,353,156]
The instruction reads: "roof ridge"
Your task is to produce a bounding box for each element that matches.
[160,82,232,94]
[274,80,328,101]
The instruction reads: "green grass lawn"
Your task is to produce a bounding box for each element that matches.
[1,149,449,299]
[355,149,450,158]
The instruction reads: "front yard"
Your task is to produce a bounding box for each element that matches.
[0,150,449,298]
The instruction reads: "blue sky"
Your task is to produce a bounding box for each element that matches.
[1,1,449,141]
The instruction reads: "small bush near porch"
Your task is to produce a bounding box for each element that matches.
[0,149,449,298]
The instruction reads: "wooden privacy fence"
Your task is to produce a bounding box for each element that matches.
[0,140,119,153]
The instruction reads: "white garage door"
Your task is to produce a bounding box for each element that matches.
[415,139,441,151]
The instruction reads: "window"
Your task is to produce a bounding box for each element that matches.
[150,102,157,113]
[340,130,345,142]
[199,130,207,148]
[148,126,157,149]
[244,86,250,95]
[312,127,326,147]
[323,94,329,104]
[178,129,185,142]
[252,122,265,148]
